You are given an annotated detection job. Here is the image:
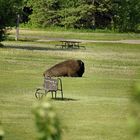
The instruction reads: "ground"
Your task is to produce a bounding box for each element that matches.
[0,29,140,140]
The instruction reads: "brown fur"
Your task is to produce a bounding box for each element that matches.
[43,59,85,77]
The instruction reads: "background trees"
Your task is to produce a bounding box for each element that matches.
[27,0,61,27]
[27,0,140,32]
[0,0,140,41]
[112,0,140,32]
[0,0,24,41]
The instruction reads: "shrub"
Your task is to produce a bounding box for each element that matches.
[32,100,61,140]
[130,82,140,140]
[0,122,4,140]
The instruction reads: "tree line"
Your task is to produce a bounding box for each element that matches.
[0,0,140,41]
[26,0,140,32]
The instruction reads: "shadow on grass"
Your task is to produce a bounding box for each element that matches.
[0,45,81,51]
[52,97,79,102]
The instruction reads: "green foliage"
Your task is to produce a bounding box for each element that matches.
[32,100,61,140]
[133,83,140,103]
[130,82,140,140]
[1,0,140,34]
[0,0,24,41]
[27,0,61,27]
[26,0,140,32]
[0,122,4,140]
[113,0,140,32]
[95,0,113,29]
[27,0,113,29]
[60,4,96,28]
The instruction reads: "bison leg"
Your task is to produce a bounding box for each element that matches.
[67,70,78,77]
[71,73,79,77]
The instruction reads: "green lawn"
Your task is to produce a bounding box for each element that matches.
[9,28,140,41]
[0,32,140,140]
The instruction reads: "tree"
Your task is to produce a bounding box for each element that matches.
[27,0,61,27]
[94,0,113,29]
[59,4,96,29]
[58,0,96,29]
[12,0,140,32]
[0,0,24,41]
[112,0,140,32]
[60,0,113,29]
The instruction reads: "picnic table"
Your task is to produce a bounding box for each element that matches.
[56,40,85,49]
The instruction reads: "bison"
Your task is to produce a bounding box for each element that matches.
[43,59,85,77]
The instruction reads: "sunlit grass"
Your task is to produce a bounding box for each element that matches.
[8,28,140,41]
[0,36,140,140]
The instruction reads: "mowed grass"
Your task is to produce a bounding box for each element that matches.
[0,37,140,140]
[9,28,140,41]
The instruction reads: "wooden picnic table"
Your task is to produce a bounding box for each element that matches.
[56,40,85,49]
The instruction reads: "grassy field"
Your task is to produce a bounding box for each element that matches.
[9,28,140,41]
[0,31,140,140]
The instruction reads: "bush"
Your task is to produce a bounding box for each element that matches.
[130,82,140,140]
[32,99,62,140]
[0,122,4,140]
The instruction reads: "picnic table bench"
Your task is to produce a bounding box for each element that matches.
[55,40,85,49]
[35,77,63,99]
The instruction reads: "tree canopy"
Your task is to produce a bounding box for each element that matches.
[0,0,140,41]
[112,0,140,32]
[0,0,24,41]
[27,0,140,32]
